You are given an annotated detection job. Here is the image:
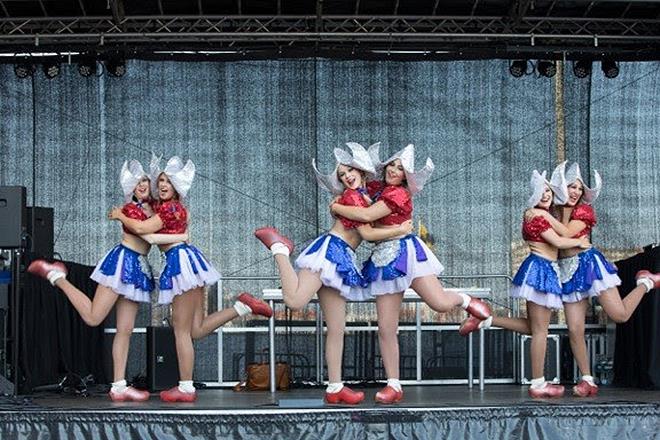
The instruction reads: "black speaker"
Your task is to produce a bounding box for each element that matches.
[146,326,179,392]
[27,207,54,258]
[0,186,27,249]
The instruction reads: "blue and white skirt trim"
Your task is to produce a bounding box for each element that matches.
[511,253,563,310]
[559,247,620,303]
[90,244,154,303]
[295,233,370,301]
[361,234,444,297]
[158,243,221,305]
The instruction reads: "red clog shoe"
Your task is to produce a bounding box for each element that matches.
[528,383,565,398]
[459,316,482,336]
[237,292,273,318]
[109,386,150,402]
[254,227,294,254]
[636,270,660,290]
[374,385,403,404]
[465,297,491,320]
[159,386,197,403]
[325,386,365,405]
[27,259,68,280]
[573,380,598,397]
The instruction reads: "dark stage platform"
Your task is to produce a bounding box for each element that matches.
[1,385,658,439]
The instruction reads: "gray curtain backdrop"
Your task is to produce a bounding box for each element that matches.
[2,59,658,381]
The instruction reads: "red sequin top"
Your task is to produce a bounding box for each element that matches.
[121,202,149,234]
[155,200,188,234]
[367,181,412,226]
[570,204,596,238]
[336,189,369,229]
[522,215,553,243]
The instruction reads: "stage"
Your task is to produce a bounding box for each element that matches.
[1,385,658,439]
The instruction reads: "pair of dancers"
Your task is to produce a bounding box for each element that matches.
[28,156,273,402]
[254,142,492,404]
[460,162,659,398]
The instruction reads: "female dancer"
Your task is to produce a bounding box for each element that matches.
[110,155,273,402]
[546,162,659,396]
[254,142,413,405]
[330,144,491,404]
[27,160,188,401]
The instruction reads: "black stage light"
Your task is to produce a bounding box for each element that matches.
[601,59,619,79]
[14,62,35,79]
[105,57,126,77]
[509,59,529,78]
[42,60,61,79]
[573,60,592,78]
[77,57,97,77]
[537,60,557,78]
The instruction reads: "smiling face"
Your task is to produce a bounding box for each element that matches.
[536,184,553,210]
[384,159,405,186]
[337,164,364,190]
[157,173,179,201]
[566,180,584,207]
[133,177,151,202]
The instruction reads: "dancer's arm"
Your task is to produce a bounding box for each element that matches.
[357,220,413,242]
[331,200,392,222]
[537,209,584,237]
[540,229,590,249]
[109,207,163,234]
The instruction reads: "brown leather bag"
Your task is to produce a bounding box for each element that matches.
[233,362,291,391]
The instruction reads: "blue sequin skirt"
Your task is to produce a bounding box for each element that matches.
[158,243,221,305]
[361,234,444,296]
[295,233,371,301]
[511,253,563,309]
[90,244,154,303]
[559,247,620,303]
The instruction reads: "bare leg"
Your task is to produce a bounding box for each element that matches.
[318,287,346,383]
[282,269,323,311]
[564,299,590,376]
[598,285,649,323]
[376,293,404,380]
[171,288,199,381]
[410,276,463,313]
[273,254,299,297]
[527,301,552,379]
[112,297,139,382]
[54,279,119,327]
[191,290,239,340]
[491,316,532,334]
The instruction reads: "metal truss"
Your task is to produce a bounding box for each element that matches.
[0,15,658,56]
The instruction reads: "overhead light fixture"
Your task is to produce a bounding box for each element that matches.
[14,62,35,79]
[537,60,557,78]
[601,59,619,79]
[105,57,126,77]
[42,60,61,79]
[573,60,592,79]
[509,60,530,78]
[77,56,97,77]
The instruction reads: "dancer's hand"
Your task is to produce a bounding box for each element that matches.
[108,207,123,221]
[399,220,414,235]
[578,236,591,249]
[329,196,341,218]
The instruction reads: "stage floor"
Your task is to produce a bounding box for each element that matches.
[2,385,659,439]
[22,384,660,412]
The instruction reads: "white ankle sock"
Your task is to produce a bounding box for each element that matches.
[637,277,653,293]
[270,242,290,257]
[233,301,252,317]
[47,270,66,286]
[479,316,493,329]
[458,293,471,309]
[386,378,402,392]
[581,375,596,386]
[178,380,195,393]
[326,382,344,393]
[530,377,546,389]
[111,379,127,393]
